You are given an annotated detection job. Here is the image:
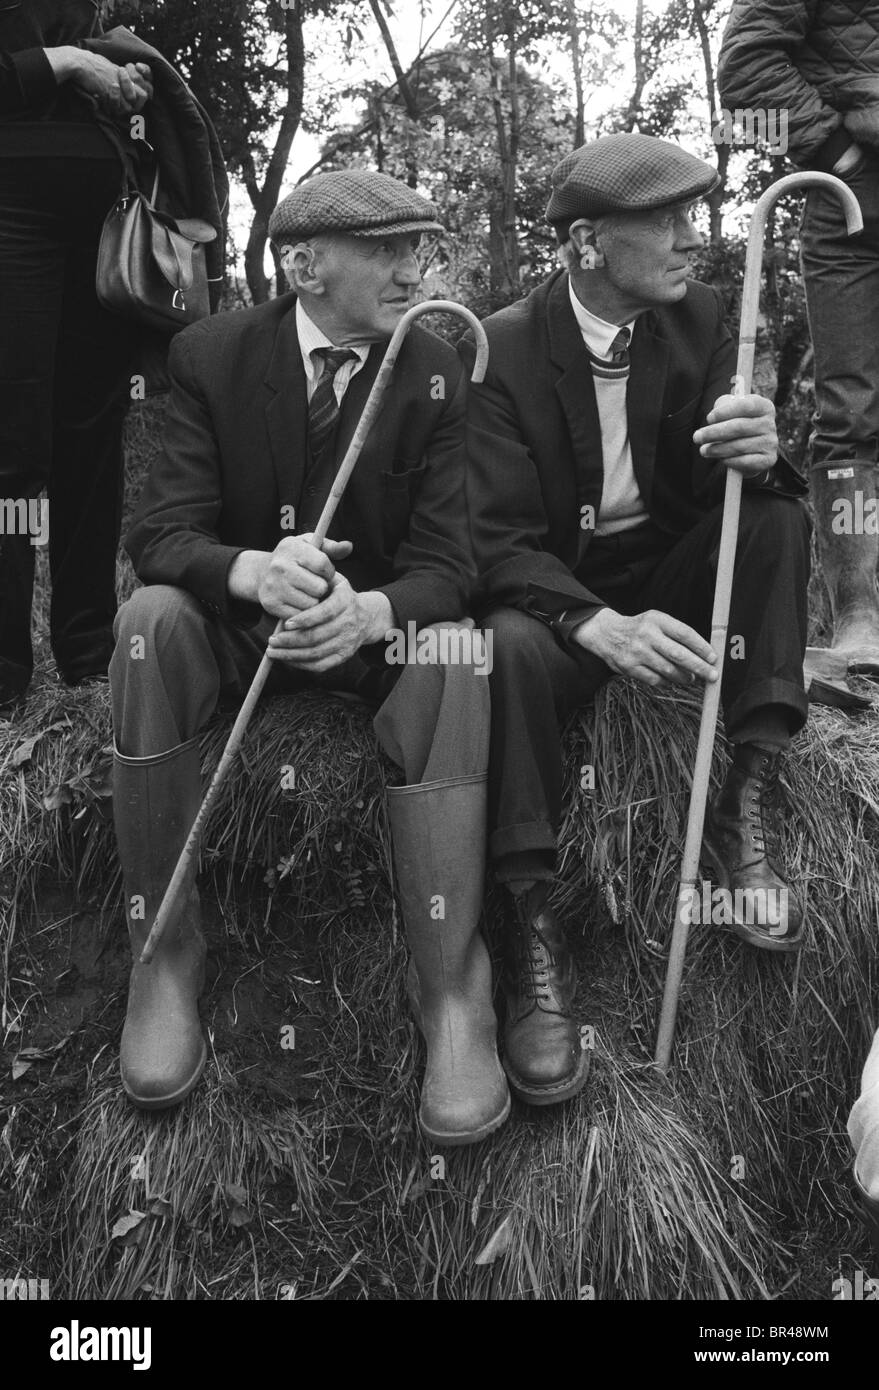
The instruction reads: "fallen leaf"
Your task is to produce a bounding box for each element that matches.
[11,722,70,768]
[11,1060,32,1081]
[111,1212,146,1241]
[228,1204,252,1228]
[225,1181,247,1206]
[16,1032,73,1061]
[474,1213,514,1266]
[147,1198,172,1219]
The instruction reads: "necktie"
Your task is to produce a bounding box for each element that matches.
[609,327,631,366]
[308,347,358,463]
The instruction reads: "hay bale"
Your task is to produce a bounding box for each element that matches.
[1,672,878,1299]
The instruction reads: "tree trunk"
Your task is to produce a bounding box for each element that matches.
[368,0,419,119]
[625,0,645,130]
[244,3,306,304]
[565,0,585,147]
[692,0,727,243]
[485,12,519,301]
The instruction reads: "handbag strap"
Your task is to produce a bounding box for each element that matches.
[94,111,156,201]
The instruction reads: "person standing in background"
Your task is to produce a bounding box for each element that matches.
[0,0,151,710]
[719,0,879,676]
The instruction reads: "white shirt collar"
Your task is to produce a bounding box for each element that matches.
[296,299,371,386]
[568,280,635,359]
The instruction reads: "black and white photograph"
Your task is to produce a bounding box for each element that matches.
[0,0,878,1348]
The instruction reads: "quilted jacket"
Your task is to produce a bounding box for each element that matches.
[718,0,879,169]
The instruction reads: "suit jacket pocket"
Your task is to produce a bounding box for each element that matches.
[381,462,427,554]
[660,393,702,435]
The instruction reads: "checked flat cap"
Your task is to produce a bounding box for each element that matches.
[547,133,719,225]
[268,170,444,243]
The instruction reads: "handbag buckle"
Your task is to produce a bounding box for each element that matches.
[172,289,187,311]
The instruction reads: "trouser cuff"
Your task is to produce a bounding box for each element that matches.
[724,681,807,741]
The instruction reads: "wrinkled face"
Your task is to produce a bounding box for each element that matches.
[599,201,704,309]
[310,232,423,340]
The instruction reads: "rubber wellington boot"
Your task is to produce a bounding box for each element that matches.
[114,740,207,1109]
[387,773,510,1146]
[811,464,879,675]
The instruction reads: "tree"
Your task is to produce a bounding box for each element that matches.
[320,44,574,314]
[111,0,349,303]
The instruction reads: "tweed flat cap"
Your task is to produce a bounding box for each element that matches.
[269,170,444,242]
[547,133,719,225]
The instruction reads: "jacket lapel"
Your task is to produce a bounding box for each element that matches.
[334,342,385,466]
[548,275,605,558]
[627,312,669,508]
[263,296,308,512]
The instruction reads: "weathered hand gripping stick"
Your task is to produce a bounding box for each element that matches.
[654,172,863,1071]
[140,300,489,965]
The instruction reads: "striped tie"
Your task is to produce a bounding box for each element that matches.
[308,347,357,462]
[609,327,631,366]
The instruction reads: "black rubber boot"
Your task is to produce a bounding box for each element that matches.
[811,464,879,675]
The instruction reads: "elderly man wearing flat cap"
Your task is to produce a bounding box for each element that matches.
[461,133,811,1107]
[107,169,511,1145]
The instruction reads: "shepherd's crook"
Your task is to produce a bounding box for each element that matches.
[140,300,489,965]
[654,173,862,1072]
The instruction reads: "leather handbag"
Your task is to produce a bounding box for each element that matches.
[96,163,218,333]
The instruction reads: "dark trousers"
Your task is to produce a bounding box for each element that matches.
[0,155,139,690]
[484,494,811,869]
[800,158,879,473]
[110,586,490,786]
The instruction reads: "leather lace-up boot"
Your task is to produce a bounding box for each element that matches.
[388,773,510,1146]
[502,883,588,1106]
[114,739,207,1109]
[702,744,804,953]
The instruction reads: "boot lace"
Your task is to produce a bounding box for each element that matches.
[517,928,552,1004]
[747,756,781,862]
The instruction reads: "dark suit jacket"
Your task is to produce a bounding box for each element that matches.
[126,292,473,631]
[459,269,807,639]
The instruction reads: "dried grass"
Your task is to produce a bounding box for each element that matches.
[2,667,877,1299]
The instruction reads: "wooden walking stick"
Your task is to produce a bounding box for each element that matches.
[140,300,489,965]
[654,172,863,1072]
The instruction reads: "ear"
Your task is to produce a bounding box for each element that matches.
[281,242,326,295]
[569,218,606,271]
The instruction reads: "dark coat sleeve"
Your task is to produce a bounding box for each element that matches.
[717,0,852,170]
[692,290,807,506]
[126,321,474,635]
[0,47,57,113]
[460,335,606,622]
[461,291,806,638]
[125,328,248,620]
[373,356,475,630]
